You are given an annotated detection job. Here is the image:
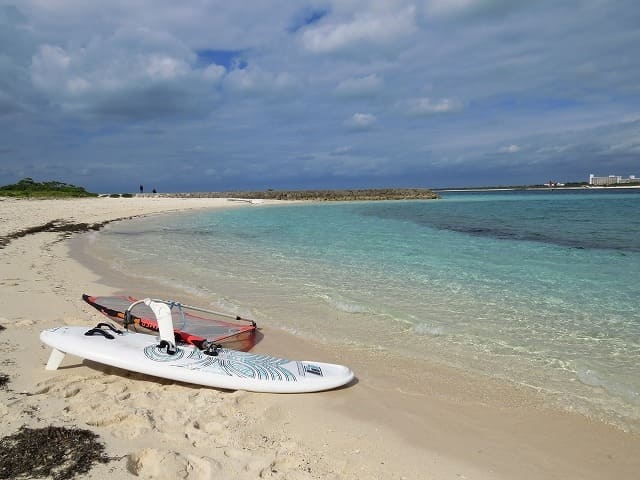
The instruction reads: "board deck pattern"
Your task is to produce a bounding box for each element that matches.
[143,345,304,382]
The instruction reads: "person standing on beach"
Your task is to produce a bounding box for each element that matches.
[140,184,144,193]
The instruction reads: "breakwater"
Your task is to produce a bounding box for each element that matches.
[138,188,440,201]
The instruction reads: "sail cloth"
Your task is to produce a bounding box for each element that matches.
[82,294,259,351]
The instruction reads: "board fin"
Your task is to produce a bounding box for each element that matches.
[45,348,66,370]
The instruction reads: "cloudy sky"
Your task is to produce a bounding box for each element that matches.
[0,1,639,192]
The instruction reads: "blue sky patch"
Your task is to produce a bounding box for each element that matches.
[196,49,247,70]
[288,7,329,33]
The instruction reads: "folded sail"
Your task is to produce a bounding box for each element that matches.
[82,294,260,351]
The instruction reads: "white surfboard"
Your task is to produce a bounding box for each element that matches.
[40,324,354,393]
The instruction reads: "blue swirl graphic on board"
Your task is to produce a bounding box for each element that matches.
[218,352,298,381]
[142,345,298,381]
[144,344,186,362]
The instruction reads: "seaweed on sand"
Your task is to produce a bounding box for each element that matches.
[0,426,112,479]
[0,219,109,248]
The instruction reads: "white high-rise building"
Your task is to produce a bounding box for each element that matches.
[589,174,637,185]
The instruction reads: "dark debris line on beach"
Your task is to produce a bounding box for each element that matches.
[0,426,114,480]
[0,219,110,249]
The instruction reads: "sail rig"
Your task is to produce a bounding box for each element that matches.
[82,294,260,351]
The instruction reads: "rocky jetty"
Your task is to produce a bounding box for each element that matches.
[145,188,440,201]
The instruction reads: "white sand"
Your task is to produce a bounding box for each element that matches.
[0,196,638,479]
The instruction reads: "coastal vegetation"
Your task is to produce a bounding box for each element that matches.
[0,178,96,198]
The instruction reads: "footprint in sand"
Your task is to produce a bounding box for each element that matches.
[84,409,155,439]
[183,419,230,448]
[127,448,222,479]
[31,366,340,479]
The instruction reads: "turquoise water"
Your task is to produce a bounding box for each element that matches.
[89,190,640,430]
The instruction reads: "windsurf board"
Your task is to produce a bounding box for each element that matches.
[40,324,354,394]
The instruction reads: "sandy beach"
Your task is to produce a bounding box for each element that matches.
[1,196,639,480]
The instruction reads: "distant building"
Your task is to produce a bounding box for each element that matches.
[589,174,637,185]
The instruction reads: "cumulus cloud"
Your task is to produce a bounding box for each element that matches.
[499,144,522,153]
[300,6,417,54]
[335,74,382,97]
[330,145,353,156]
[424,0,522,19]
[425,0,477,17]
[203,63,226,81]
[28,30,224,118]
[404,97,463,116]
[346,112,377,130]
[223,67,297,96]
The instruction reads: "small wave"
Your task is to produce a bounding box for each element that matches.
[317,293,372,314]
[209,297,255,320]
[575,363,640,406]
[414,323,447,336]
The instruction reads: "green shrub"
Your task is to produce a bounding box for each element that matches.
[0,177,97,198]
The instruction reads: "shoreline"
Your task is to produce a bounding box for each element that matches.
[1,197,639,479]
